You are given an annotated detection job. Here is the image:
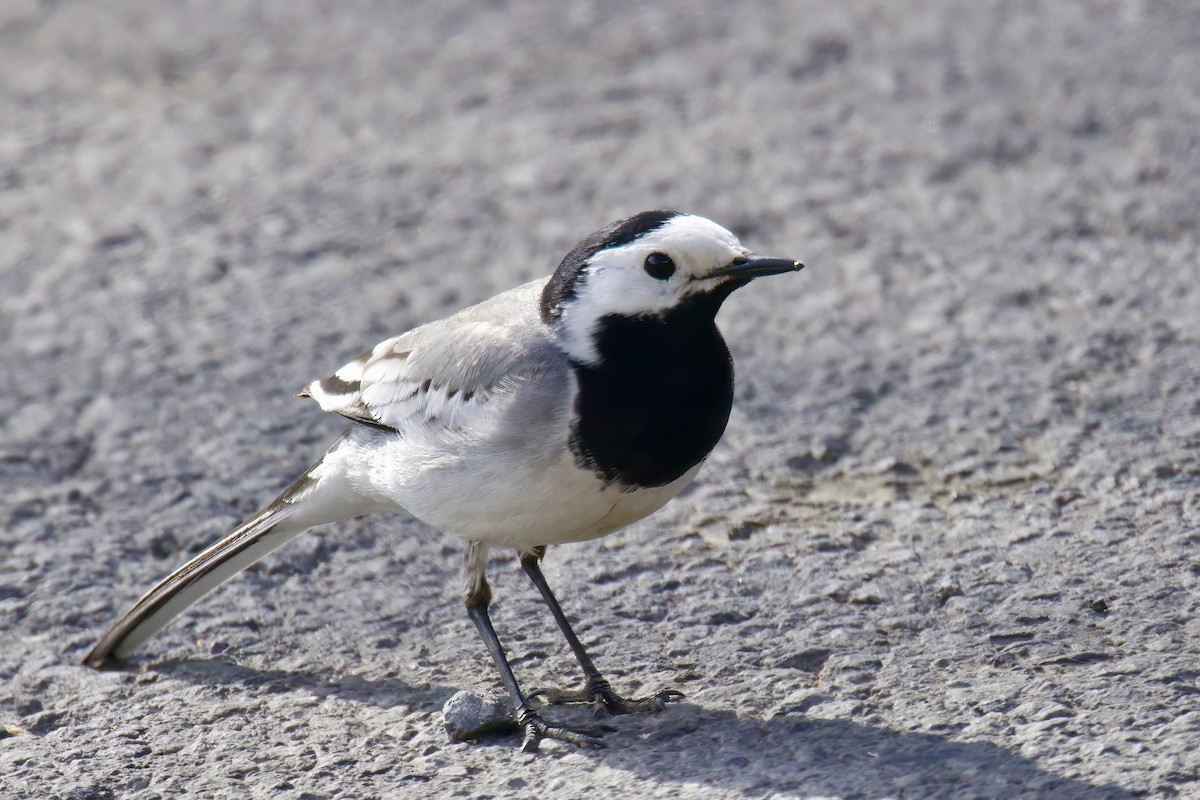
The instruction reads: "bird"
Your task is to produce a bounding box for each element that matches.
[83,210,805,751]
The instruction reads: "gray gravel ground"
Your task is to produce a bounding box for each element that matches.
[3,1,1199,798]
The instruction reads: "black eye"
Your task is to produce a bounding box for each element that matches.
[643,252,676,280]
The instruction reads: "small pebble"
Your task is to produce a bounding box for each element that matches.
[442,691,516,742]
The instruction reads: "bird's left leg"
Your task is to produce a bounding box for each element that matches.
[520,546,683,717]
[461,541,607,751]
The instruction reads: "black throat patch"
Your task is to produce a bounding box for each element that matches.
[568,290,737,488]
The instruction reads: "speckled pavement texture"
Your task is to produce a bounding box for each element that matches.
[2,1,1198,798]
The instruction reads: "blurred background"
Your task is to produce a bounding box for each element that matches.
[2,1,1198,798]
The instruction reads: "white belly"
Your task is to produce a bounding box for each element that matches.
[332,426,700,551]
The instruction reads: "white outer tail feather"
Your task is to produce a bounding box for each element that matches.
[83,501,307,666]
[83,433,372,667]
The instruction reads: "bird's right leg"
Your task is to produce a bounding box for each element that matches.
[519,547,683,716]
[460,541,607,752]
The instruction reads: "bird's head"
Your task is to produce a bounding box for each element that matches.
[541,211,804,364]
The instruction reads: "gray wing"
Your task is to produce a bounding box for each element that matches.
[299,279,565,435]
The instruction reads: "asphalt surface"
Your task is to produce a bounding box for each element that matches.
[2,1,1198,798]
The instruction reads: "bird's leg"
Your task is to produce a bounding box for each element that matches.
[520,547,684,717]
[461,541,607,752]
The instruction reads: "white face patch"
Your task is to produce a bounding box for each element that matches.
[555,215,749,363]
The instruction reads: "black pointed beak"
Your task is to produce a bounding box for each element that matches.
[708,254,805,280]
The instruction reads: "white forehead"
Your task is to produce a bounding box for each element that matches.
[588,214,745,275]
[644,214,743,251]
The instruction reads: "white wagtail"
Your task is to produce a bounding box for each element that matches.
[84,210,804,751]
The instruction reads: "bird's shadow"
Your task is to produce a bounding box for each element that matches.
[154,656,457,713]
[152,659,1133,798]
[593,702,1135,799]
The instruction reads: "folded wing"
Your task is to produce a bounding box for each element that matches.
[299,280,563,437]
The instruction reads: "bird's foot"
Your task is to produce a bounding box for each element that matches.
[516,705,610,753]
[530,676,684,717]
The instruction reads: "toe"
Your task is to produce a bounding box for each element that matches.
[658,688,686,704]
[517,710,611,752]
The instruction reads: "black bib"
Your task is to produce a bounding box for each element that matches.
[568,291,736,488]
